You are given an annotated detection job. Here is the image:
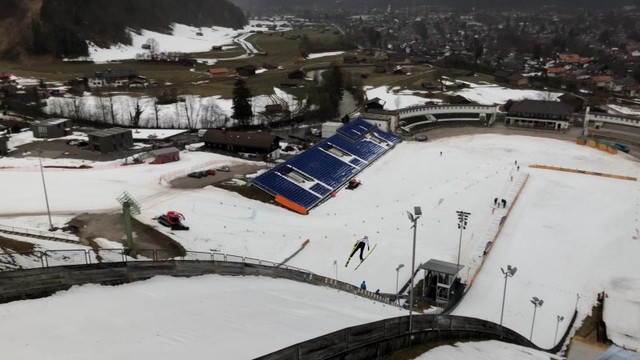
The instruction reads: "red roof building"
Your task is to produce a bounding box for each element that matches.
[547,67,567,76]
[208,68,229,76]
[558,53,581,63]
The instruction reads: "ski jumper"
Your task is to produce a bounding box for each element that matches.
[349,237,370,261]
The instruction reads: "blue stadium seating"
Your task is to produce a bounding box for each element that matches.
[337,118,374,141]
[252,118,402,212]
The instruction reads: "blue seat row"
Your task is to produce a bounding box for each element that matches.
[252,170,321,209]
[252,119,402,212]
[336,118,375,141]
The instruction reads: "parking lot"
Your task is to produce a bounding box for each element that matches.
[169,163,267,189]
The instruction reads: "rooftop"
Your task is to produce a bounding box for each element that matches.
[89,127,132,137]
[34,118,71,126]
[132,129,189,140]
[418,259,464,276]
[509,100,574,117]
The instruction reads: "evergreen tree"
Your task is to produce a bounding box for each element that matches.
[232,77,253,127]
[299,35,311,58]
[318,64,344,118]
[29,21,49,55]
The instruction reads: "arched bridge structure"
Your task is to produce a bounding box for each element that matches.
[395,104,500,133]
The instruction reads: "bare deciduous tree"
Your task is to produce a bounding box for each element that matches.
[182,95,202,129]
[70,96,84,120]
[153,97,160,128]
[95,94,108,123]
[108,94,116,125]
[129,100,145,127]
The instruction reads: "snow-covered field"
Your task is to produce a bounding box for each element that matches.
[415,340,562,360]
[1,133,639,355]
[87,20,290,63]
[0,275,404,359]
[365,83,562,109]
[307,51,345,59]
[43,87,305,128]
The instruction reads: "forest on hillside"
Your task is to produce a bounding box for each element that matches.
[231,0,636,11]
[2,0,247,59]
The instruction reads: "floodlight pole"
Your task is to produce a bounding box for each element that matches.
[37,149,54,231]
[500,265,517,326]
[530,297,544,342]
[407,206,421,338]
[456,211,470,272]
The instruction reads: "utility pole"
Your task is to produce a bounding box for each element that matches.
[37,149,54,231]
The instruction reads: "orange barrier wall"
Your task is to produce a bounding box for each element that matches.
[529,164,636,181]
[275,194,308,215]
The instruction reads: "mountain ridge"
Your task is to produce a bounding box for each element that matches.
[229,0,637,11]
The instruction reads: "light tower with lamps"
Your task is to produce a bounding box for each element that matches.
[456,211,471,271]
[499,265,517,326]
[530,296,544,341]
[406,206,422,337]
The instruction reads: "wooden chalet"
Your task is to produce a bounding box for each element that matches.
[202,129,282,159]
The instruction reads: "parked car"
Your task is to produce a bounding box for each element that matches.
[413,135,428,142]
[187,172,203,179]
[206,169,216,176]
[613,143,630,153]
[216,165,231,172]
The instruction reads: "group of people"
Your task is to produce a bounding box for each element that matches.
[493,197,508,208]
[359,281,380,295]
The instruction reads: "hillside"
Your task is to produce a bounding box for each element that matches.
[230,0,637,11]
[0,0,247,60]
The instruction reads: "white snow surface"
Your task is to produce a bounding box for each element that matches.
[0,275,404,359]
[365,84,561,109]
[131,128,188,140]
[87,21,284,62]
[1,134,640,354]
[453,85,562,105]
[415,341,562,360]
[607,104,640,117]
[365,86,443,110]
[307,51,345,59]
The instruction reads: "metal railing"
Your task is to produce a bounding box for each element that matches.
[0,249,575,358]
[1,247,394,308]
[255,314,541,360]
[0,224,79,243]
[2,248,309,273]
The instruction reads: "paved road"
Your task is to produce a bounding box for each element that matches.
[413,122,640,160]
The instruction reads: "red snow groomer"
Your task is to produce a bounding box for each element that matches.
[157,211,190,230]
[346,178,362,190]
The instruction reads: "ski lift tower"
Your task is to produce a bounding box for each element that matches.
[117,191,141,249]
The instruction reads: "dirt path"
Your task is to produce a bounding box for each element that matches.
[67,213,185,259]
